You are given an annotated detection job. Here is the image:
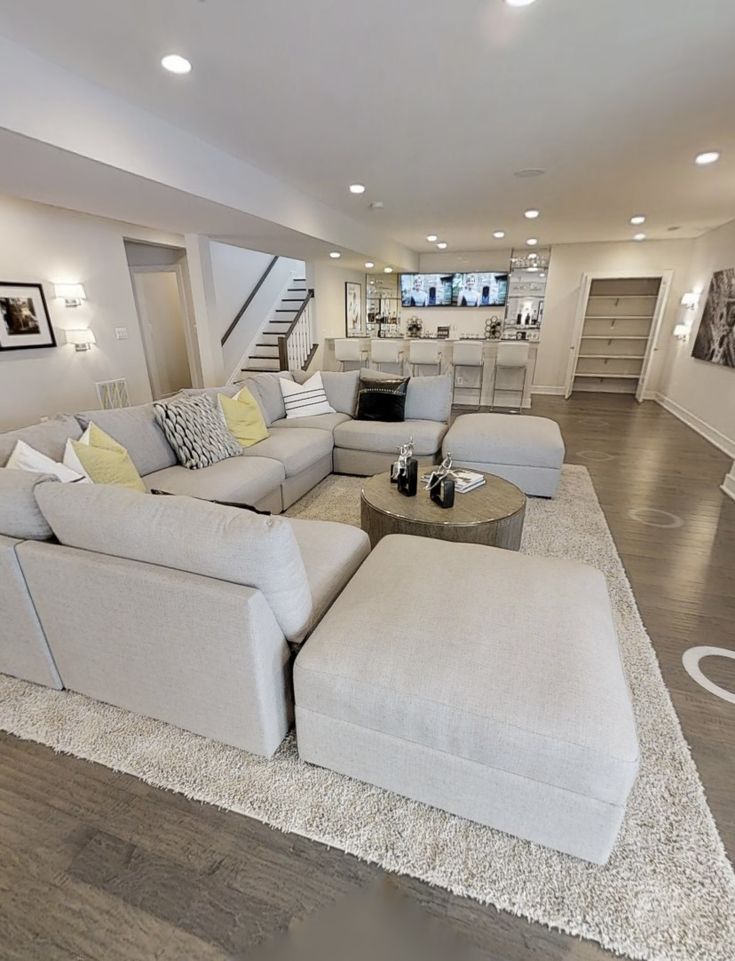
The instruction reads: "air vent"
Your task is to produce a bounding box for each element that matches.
[95,378,129,409]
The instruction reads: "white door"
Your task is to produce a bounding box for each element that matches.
[131,268,193,399]
[636,270,672,402]
[564,273,592,398]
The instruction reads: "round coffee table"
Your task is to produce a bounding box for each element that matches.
[360,471,526,550]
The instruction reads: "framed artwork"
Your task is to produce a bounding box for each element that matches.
[345,281,363,336]
[691,268,735,368]
[0,283,56,351]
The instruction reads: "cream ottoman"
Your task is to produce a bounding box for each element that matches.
[443,413,565,497]
[294,534,639,864]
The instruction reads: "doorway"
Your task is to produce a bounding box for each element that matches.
[126,242,199,400]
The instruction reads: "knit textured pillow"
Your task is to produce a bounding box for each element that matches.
[153,395,242,470]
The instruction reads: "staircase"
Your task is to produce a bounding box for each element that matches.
[240,278,316,373]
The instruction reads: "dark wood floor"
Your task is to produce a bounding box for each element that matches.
[1,394,733,961]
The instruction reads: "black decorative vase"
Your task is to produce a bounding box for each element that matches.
[430,475,455,508]
[397,457,418,497]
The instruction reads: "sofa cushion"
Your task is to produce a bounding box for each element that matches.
[240,372,294,426]
[145,456,285,505]
[280,372,335,420]
[355,375,409,422]
[321,370,360,415]
[446,414,565,469]
[76,404,177,476]
[180,385,240,401]
[295,534,639,805]
[218,388,269,448]
[0,415,82,466]
[8,439,86,483]
[35,482,312,643]
[333,419,447,456]
[153,395,242,470]
[288,518,370,638]
[0,468,57,539]
[241,428,333,477]
[65,424,146,492]
[405,374,452,423]
[271,412,351,433]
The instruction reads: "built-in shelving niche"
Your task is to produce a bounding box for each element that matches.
[572,277,661,394]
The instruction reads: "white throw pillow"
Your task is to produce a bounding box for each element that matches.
[280,371,336,419]
[7,439,86,483]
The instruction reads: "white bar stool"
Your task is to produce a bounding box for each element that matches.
[408,339,442,376]
[370,339,404,373]
[452,341,485,408]
[334,338,365,371]
[492,342,530,410]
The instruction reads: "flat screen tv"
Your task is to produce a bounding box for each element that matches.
[400,273,454,307]
[452,272,509,307]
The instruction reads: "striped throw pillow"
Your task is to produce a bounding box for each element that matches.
[279,372,336,419]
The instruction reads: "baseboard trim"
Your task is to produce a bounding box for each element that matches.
[722,471,735,502]
[531,385,566,396]
[654,393,735,459]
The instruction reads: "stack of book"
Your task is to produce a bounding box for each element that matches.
[452,469,486,494]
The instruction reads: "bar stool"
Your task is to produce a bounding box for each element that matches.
[451,341,485,408]
[408,340,442,376]
[334,338,365,371]
[370,339,404,373]
[492,342,530,410]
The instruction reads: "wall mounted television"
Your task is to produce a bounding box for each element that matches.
[452,272,509,307]
[399,273,454,307]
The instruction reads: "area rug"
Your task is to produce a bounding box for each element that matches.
[1,466,734,961]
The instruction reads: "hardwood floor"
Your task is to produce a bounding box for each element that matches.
[1,394,733,960]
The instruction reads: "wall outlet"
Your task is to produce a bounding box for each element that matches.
[114,327,128,340]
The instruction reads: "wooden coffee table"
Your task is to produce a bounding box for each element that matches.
[360,471,526,550]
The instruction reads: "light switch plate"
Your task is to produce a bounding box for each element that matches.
[114,327,128,340]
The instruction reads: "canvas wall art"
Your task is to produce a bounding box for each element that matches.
[691,268,735,368]
[345,281,363,336]
[0,283,56,351]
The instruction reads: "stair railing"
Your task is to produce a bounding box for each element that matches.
[277,289,316,371]
[221,255,279,347]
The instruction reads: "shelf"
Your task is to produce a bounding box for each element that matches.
[578,354,645,360]
[583,314,653,320]
[587,295,657,300]
[574,373,640,380]
[581,335,649,340]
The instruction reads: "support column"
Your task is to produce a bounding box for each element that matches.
[185,233,224,386]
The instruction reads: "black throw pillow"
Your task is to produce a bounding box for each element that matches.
[355,376,409,422]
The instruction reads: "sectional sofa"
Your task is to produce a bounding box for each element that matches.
[0,368,638,863]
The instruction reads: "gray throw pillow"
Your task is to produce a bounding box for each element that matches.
[321,370,360,415]
[153,395,242,470]
[405,374,453,423]
[0,468,57,540]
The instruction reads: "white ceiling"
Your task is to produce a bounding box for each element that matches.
[0,0,734,252]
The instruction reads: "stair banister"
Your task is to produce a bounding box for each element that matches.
[221,255,279,347]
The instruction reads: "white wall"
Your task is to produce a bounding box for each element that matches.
[308,260,366,368]
[210,243,304,376]
[0,195,183,430]
[658,219,735,458]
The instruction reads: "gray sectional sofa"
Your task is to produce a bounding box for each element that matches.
[0,369,639,862]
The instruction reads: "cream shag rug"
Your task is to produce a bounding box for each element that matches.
[1,466,734,961]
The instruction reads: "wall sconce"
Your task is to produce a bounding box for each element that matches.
[680,291,700,310]
[65,328,96,351]
[55,283,87,308]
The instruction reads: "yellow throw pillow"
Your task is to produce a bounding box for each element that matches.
[219,387,269,448]
[68,423,146,492]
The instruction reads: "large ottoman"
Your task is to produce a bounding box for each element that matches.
[443,413,565,497]
[294,535,639,864]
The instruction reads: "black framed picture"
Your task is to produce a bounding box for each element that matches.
[0,283,56,351]
[691,268,735,368]
[345,281,363,336]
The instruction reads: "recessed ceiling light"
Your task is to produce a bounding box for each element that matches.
[384,267,393,273]
[526,238,538,246]
[364,261,374,269]
[161,54,192,74]
[426,234,438,242]
[633,233,646,241]
[436,242,448,249]
[524,209,540,219]
[349,184,366,194]
[630,215,646,225]
[493,230,506,239]
[505,0,538,6]
[695,151,720,166]
[329,251,341,259]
